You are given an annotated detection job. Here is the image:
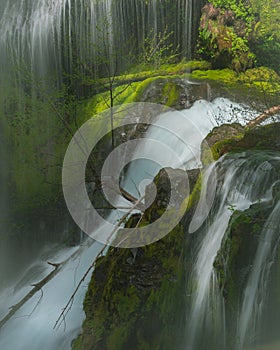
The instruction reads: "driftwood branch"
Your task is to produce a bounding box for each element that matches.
[0,240,95,329]
[54,194,145,330]
[0,261,62,329]
[0,190,144,330]
[102,178,145,211]
[246,105,280,128]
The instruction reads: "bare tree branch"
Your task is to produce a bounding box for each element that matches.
[53,194,145,330]
[246,105,280,128]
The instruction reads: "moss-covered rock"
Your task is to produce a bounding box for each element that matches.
[72,224,186,350]
[214,203,272,299]
[72,166,198,350]
[202,122,280,165]
[136,77,209,110]
[201,123,245,164]
[213,200,275,341]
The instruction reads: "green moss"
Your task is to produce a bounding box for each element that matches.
[163,60,211,74]
[72,208,186,350]
[229,123,280,154]
[127,60,210,76]
[202,123,280,163]
[198,1,280,73]
[186,173,202,210]
[124,76,166,104]
[238,66,280,94]
[78,60,212,117]
[163,82,179,107]
[210,137,241,160]
[191,68,238,84]
[214,203,273,306]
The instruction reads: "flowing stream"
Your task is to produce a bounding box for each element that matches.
[0,98,255,349]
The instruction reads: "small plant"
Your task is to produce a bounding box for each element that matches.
[228,204,236,213]
[140,26,180,69]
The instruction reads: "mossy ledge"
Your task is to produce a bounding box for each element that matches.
[72,168,198,350]
[202,122,280,165]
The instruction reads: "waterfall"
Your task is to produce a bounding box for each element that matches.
[2,2,279,348]
[185,152,280,350]
[236,200,280,349]
[0,98,254,350]
[0,0,200,222]
[183,0,193,60]
[0,0,198,86]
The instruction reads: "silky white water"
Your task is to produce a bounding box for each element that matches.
[0,0,199,84]
[0,98,255,349]
[1,1,279,349]
[236,200,280,349]
[0,241,103,350]
[185,152,280,350]
[123,97,254,198]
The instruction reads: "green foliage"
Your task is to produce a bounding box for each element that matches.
[197,1,255,71]
[239,66,280,106]
[211,0,253,22]
[249,0,280,72]
[139,26,180,69]
[198,0,280,73]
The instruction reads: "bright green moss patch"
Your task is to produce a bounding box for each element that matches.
[80,75,186,117]
[163,81,180,107]
[126,60,211,77]
[238,67,280,94]
[78,60,211,117]
[191,68,238,84]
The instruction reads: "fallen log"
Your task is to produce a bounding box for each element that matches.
[246,105,280,128]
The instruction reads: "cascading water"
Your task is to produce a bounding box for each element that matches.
[0,0,199,86]
[236,200,280,349]
[0,0,201,259]
[0,98,252,350]
[0,2,205,346]
[185,151,280,350]
[1,1,279,349]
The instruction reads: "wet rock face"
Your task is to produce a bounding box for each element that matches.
[203,123,244,149]
[202,122,280,164]
[72,167,190,350]
[146,168,188,208]
[139,77,210,109]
